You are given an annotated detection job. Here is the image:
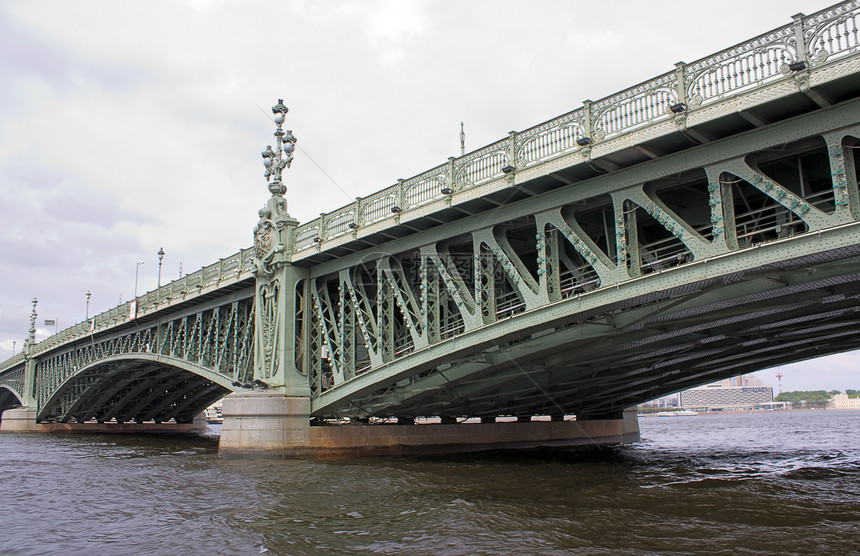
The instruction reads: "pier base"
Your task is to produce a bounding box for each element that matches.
[36,421,207,434]
[1,408,207,434]
[219,391,312,458]
[0,408,37,432]
[219,392,639,459]
[307,409,640,459]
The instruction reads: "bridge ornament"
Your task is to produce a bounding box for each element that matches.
[254,99,298,280]
[248,100,309,393]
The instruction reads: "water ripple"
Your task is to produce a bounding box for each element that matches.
[0,411,858,555]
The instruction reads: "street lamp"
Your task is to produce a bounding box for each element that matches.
[85,290,91,320]
[157,247,165,288]
[261,99,298,199]
[134,260,145,299]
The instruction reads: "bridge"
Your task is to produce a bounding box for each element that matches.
[2,2,860,456]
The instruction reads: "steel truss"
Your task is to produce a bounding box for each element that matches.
[0,367,25,411]
[306,113,860,419]
[33,294,254,423]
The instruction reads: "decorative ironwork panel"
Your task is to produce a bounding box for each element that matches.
[287,3,860,255]
[0,367,25,399]
[33,297,254,410]
[404,166,449,208]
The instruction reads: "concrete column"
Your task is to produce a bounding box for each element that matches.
[0,408,38,432]
[621,408,641,443]
[219,391,311,458]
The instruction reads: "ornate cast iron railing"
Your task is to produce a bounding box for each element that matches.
[292,2,860,252]
[0,367,24,398]
[0,246,257,372]
[33,296,255,411]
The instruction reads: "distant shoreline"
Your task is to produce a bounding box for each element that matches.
[639,407,859,416]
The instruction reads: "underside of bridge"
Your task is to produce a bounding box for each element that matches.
[0,388,22,415]
[37,361,230,424]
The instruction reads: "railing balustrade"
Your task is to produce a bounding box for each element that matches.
[15,246,257,358]
[290,2,860,253]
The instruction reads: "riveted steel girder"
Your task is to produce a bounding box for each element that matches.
[305,101,860,418]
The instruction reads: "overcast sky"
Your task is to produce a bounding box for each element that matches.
[1,0,855,394]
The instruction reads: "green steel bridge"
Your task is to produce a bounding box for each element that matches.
[2,2,860,434]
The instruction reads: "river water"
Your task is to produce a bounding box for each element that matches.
[0,410,857,555]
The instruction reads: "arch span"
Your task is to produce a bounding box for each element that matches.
[0,386,24,417]
[38,354,237,424]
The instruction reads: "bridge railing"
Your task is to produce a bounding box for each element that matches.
[0,351,25,375]
[291,1,860,254]
[23,246,257,358]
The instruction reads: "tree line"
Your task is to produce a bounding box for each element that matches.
[775,389,859,409]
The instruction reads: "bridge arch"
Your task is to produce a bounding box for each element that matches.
[37,354,237,424]
[0,386,24,416]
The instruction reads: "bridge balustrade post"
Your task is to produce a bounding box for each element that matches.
[582,100,594,143]
[353,196,363,228]
[792,13,808,64]
[673,62,688,108]
[396,179,405,212]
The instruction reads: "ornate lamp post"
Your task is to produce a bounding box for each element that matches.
[253,99,299,279]
[12,298,40,417]
[250,99,305,390]
[261,99,298,199]
[157,247,165,288]
[221,99,310,458]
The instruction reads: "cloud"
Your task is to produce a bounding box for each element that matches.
[364,0,429,65]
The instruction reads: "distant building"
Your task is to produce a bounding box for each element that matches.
[829,393,860,409]
[680,384,775,411]
[642,393,680,408]
[716,375,765,388]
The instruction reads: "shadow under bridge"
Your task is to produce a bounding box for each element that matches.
[310,240,860,420]
[37,354,236,424]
